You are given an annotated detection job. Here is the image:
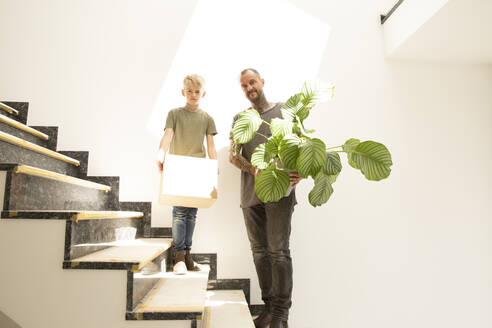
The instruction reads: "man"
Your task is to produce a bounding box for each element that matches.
[230,68,301,328]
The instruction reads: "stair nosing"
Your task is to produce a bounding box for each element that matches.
[2,210,143,221]
[0,130,80,166]
[0,102,19,115]
[0,113,49,140]
[11,164,110,192]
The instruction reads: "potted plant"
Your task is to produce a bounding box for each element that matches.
[231,81,393,206]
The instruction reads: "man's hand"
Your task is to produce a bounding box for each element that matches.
[289,172,302,187]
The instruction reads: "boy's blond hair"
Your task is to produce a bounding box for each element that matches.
[183,74,205,89]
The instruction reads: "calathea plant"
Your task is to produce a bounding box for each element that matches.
[231,81,393,207]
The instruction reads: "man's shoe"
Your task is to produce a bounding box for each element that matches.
[253,308,272,328]
[270,318,288,328]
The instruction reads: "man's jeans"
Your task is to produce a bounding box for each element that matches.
[242,192,296,321]
[172,206,198,252]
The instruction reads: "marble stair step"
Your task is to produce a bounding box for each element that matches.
[0,113,50,148]
[0,102,19,116]
[201,290,254,328]
[1,209,143,221]
[0,131,79,166]
[1,163,118,211]
[64,238,172,272]
[129,265,210,321]
[0,102,28,125]
[0,130,81,176]
[1,164,110,191]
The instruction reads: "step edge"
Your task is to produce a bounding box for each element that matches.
[0,131,79,166]
[0,113,49,140]
[13,164,110,191]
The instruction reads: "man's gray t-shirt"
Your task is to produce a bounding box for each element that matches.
[165,107,217,158]
[232,102,296,208]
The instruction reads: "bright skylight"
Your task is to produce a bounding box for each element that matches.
[147,0,331,149]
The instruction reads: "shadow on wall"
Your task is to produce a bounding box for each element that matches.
[0,310,21,328]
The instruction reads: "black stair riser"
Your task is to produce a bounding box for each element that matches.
[120,202,152,238]
[0,121,51,148]
[58,151,89,177]
[5,173,118,211]
[207,279,251,306]
[0,141,80,176]
[29,126,58,151]
[0,102,28,124]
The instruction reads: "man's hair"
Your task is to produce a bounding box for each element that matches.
[240,68,261,79]
[183,74,205,88]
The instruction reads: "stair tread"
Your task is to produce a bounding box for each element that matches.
[0,113,49,140]
[0,130,79,166]
[0,164,110,191]
[134,265,210,313]
[2,210,143,221]
[0,102,19,115]
[203,290,254,328]
[69,238,171,271]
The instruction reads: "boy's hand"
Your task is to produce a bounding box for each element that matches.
[156,160,164,173]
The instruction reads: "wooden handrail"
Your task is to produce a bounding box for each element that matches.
[0,102,19,115]
[0,114,49,140]
[13,165,111,192]
[0,131,80,166]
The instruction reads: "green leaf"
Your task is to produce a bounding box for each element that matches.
[351,141,393,181]
[300,80,335,107]
[281,93,303,121]
[270,118,294,139]
[308,171,334,207]
[296,138,327,178]
[324,151,342,175]
[251,137,279,169]
[231,109,263,144]
[328,173,339,184]
[265,136,280,158]
[343,138,360,168]
[251,144,269,169]
[255,166,290,203]
[278,135,301,170]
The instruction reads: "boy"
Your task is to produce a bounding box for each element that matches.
[156,74,217,274]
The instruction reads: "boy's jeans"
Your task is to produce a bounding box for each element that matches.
[172,206,198,252]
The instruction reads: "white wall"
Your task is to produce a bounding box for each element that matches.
[383,0,449,55]
[1,1,491,327]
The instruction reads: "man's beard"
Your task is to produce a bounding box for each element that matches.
[248,89,262,103]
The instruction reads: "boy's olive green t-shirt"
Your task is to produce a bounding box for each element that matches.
[165,107,217,158]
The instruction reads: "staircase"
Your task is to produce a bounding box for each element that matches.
[0,101,256,328]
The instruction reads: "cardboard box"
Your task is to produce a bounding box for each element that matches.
[159,154,218,208]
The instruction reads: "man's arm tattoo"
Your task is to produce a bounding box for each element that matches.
[229,141,255,176]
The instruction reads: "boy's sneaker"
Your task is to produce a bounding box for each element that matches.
[173,261,187,275]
